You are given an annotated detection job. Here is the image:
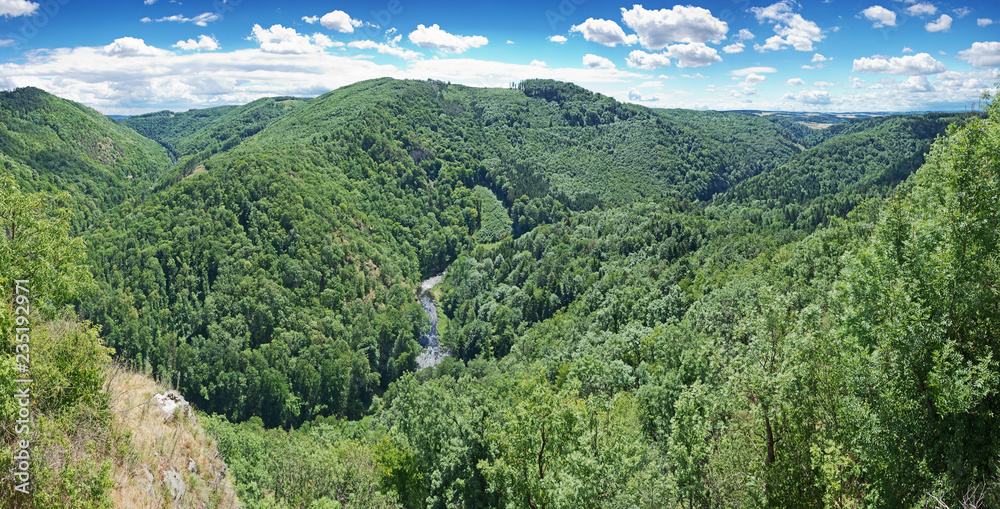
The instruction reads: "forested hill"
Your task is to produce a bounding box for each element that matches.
[120,96,307,174]
[0,87,170,226]
[3,78,997,508]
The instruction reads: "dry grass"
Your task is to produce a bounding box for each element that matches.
[104,363,239,508]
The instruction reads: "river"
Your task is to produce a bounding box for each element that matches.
[415,273,449,370]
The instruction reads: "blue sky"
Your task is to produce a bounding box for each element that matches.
[1,0,998,114]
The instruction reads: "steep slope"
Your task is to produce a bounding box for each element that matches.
[712,112,970,230]
[0,87,170,226]
[121,96,307,176]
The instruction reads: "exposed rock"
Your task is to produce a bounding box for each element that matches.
[151,390,192,420]
[163,468,186,502]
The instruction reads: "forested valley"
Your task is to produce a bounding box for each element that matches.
[1,77,998,508]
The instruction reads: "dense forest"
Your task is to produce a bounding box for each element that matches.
[1,78,998,508]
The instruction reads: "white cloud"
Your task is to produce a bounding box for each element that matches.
[530,59,547,67]
[953,7,972,18]
[104,37,169,57]
[140,17,151,23]
[0,44,647,115]
[786,78,805,86]
[507,40,514,44]
[722,42,745,53]
[143,0,156,5]
[935,69,998,92]
[549,35,568,43]
[570,18,638,47]
[302,16,319,24]
[620,5,729,49]
[787,90,832,104]
[850,76,867,89]
[742,73,767,85]
[173,35,220,52]
[906,3,938,16]
[902,46,914,53]
[320,10,363,33]
[813,81,836,87]
[926,14,952,32]
[902,75,933,91]
[957,41,1000,68]
[151,12,220,27]
[0,0,37,17]
[976,18,994,27]
[627,88,659,102]
[409,24,487,53]
[812,53,829,63]
[862,6,896,28]
[737,28,755,40]
[626,49,671,70]
[852,52,947,75]
[348,40,420,60]
[0,39,15,47]
[583,54,615,69]
[730,66,778,76]
[666,42,721,68]
[751,0,824,52]
[251,24,336,55]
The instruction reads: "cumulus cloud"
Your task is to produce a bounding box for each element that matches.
[977,18,994,27]
[150,12,220,27]
[785,90,832,104]
[104,37,169,57]
[737,28,755,40]
[620,5,728,49]
[173,35,220,52]
[570,18,638,46]
[319,10,363,33]
[786,78,805,86]
[813,81,836,87]
[627,88,659,102]
[902,46,914,53]
[742,73,767,85]
[0,0,37,17]
[751,0,824,52]
[906,3,937,16]
[302,15,319,24]
[530,59,547,67]
[583,54,615,69]
[957,41,1000,68]
[348,40,420,60]
[852,52,946,75]
[409,24,487,53]
[902,75,933,91]
[862,6,896,28]
[549,35,568,43]
[952,7,971,18]
[251,24,336,54]
[926,14,952,31]
[730,66,778,76]
[722,42,745,53]
[666,42,721,68]
[626,50,671,70]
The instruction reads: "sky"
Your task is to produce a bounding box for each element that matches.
[0,0,998,115]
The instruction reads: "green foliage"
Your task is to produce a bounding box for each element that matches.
[473,186,511,243]
[0,87,170,226]
[202,415,400,509]
[7,78,999,507]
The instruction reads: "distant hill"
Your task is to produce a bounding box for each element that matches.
[0,87,170,226]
